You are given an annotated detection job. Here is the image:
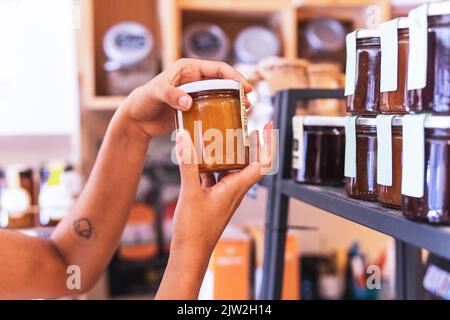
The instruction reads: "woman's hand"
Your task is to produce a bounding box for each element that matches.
[118,58,253,139]
[156,122,275,300]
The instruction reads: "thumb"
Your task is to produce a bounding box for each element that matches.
[176,130,201,190]
[158,84,193,111]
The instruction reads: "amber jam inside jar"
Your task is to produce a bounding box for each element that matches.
[408,13,450,114]
[380,28,417,114]
[402,117,450,225]
[176,80,249,173]
[292,116,346,186]
[346,118,378,201]
[347,37,381,115]
[377,120,403,209]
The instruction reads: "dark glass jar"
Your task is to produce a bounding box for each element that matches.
[176,80,249,173]
[380,26,418,114]
[347,35,381,115]
[408,13,450,114]
[346,117,378,201]
[403,117,450,224]
[292,116,346,186]
[377,119,403,208]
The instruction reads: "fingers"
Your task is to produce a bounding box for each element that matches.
[194,60,253,93]
[157,83,193,111]
[176,130,201,191]
[200,172,217,189]
[219,163,263,198]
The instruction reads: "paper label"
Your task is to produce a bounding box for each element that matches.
[376,115,395,186]
[292,116,304,171]
[239,83,249,147]
[423,265,450,300]
[344,116,357,178]
[407,4,428,90]
[401,114,428,198]
[380,20,399,92]
[344,31,357,96]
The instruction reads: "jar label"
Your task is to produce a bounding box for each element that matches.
[402,114,429,198]
[376,115,395,186]
[239,83,249,147]
[344,31,357,96]
[407,4,428,90]
[292,116,304,171]
[380,19,400,92]
[344,116,357,178]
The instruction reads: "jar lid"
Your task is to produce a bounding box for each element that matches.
[392,117,403,126]
[428,1,450,16]
[397,17,410,29]
[356,29,380,39]
[425,116,450,129]
[305,18,346,53]
[183,23,230,61]
[303,116,346,127]
[235,26,280,64]
[356,117,377,126]
[178,79,240,94]
[103,22,153,67]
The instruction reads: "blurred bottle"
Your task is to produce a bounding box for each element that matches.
[39,162,75,227]
[0,165,34,229]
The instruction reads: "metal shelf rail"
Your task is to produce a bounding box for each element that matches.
[259,89,450,300]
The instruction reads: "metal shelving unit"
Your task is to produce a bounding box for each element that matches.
[259,89,450,300]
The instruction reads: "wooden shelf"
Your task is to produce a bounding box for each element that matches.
[178,0,293,12]
[79,0,162,110]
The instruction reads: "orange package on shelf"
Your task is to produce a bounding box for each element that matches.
[199,229,252,300]
[246,225,300,300]
[119,203,159,261]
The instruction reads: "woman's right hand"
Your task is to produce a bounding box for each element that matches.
[156,122,275,300]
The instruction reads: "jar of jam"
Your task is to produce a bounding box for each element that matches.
[403,116,450,224]
[377,117,403,209]
[346,30,381,115]
[345,117,378,201]
[176,80,249,173]
[408,3,450,114]
[292,116,346,186]
[380,18,417,114]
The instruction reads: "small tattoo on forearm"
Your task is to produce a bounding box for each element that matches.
[73,218,94,240]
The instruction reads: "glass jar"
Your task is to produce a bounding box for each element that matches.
[408,7,450,114]
[402,117,450,224]
[377,118,403,209]
[103,22,158,96]
[380,21,417,114]
[176,80,249,173]
[346,32,381,115]
[346,117,378,201]
[292,116,346,186]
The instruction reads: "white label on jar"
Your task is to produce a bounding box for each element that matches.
[239,83,249,147]
[380,19,399,92]
[176,110,184,130]
[423,265,450,300]
[376,115,395,186]
[407,4,428,90]
[402,114,428,198]
[344,31,357,96]
[292,116,304,171]
[344,116,357,178]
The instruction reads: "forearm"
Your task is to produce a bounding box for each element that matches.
[50,108,150,293]
[156,246,211,300]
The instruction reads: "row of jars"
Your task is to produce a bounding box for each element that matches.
[0,162,81,229]
[345,1,450,115]
[291,115,450,225]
